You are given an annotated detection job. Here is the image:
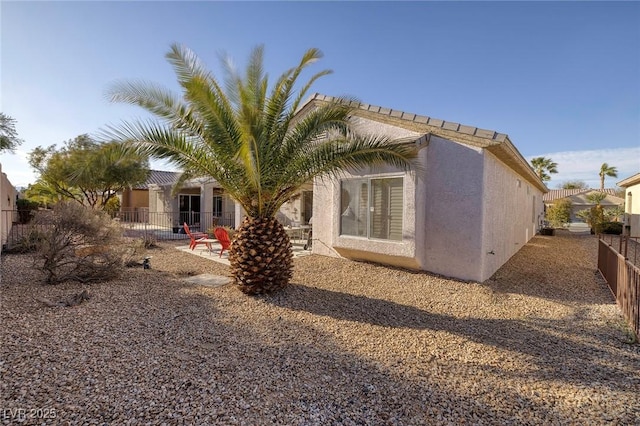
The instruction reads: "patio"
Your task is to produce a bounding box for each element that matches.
[174,240,312,265]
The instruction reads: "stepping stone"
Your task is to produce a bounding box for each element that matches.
[183,274,232,288]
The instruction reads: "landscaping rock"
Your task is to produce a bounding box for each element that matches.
[1,233,638,424]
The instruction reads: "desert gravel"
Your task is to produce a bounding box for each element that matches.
[1,231,639,425]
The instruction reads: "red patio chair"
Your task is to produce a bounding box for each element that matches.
[183,222,209,251]
[213,227,232,258]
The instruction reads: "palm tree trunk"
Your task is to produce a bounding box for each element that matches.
[229,216,293,294]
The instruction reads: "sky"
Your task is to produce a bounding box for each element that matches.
[1,1,639,190]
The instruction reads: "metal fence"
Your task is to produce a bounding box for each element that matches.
[1,209,236,251]
[598,235,640,340]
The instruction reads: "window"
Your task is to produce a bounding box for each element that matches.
[340,177,403,241]
[179,194,200,225]
[213,195,223,217]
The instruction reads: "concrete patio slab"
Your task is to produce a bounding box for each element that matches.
[175,241,311,266]
[182,273,233,287]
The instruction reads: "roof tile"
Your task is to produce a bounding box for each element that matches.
[414,114,429,124]
[458,125,476,135]
[442,121,460,131]
[475,128,496,139]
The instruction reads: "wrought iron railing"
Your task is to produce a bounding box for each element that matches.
[1,209,236,251]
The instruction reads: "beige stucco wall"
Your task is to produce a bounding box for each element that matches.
[148,185,175,228]
[121,189,149,210]
[480,151,544,281]
[311,166,420,267]
[312,117,424,266]
[312,130,544,283]
[624,184,640,237]
[201,182,236,228]
[1,165,17,248]
[277,183,313,226]
[419,136,485,280]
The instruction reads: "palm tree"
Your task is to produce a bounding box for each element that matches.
[530,157,558,182]
[104,44,418,294]
[599,163,617,190]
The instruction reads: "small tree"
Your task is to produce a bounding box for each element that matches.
[604,205,624,222]
[28,135,150,209]
[559,180,588,190]
[16,198,40,224]
[577,192,608,233]
[546,198,572,227]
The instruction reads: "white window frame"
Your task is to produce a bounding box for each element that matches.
[340,176,404,241]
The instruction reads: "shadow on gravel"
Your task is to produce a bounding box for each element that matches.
[484,231,614,304]
[266,283,640,391]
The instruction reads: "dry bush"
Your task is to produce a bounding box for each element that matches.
[31,202,142,284]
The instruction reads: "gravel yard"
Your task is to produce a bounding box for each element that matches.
[1,231,639,425]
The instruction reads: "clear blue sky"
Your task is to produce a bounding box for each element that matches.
[1,1,639,189]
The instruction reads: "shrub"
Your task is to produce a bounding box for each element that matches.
[31,201,139,284]
[546,198,572,228]
[600,221,623,235]
[207,225,235,240]
[577,205,606,234]
[16,198,40,224]
[104,197,121,217]
[140,233,158,249]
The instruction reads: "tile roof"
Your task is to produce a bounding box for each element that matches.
[543,188,620,202]
[135,170,181,189]
[299,93,547,193]
[304,93,509,143]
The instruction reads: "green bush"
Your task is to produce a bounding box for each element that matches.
[600,221,623,235]
[16,198,40,224]
[546,198,572,228]
[104,197,121,217]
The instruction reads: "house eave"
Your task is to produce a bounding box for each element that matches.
[617,172,640,188]
[298,93,548,194]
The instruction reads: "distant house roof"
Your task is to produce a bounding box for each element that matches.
[617,172,640,188]
[137,170,219,190]
[543,188,621,203]
[134,170,181,189]
[297,93,547,193]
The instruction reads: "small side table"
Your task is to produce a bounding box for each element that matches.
[198,238,217,255]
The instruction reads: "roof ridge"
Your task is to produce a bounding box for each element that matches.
[309,93,506,142]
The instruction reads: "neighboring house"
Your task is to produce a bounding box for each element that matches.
[299,94,548,283]
[543,188,624,223]
[617,173,640,237]
[120,170,181,222]
[0,163,18,248]
[122,168,312,234]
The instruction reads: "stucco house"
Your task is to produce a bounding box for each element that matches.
[543,188,624,223]
[121,170,309,234]
[120,94,547,283]
[300,94,547,283]
[617,173,640,237]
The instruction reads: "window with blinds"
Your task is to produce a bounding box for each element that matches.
[340,177,403,241]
